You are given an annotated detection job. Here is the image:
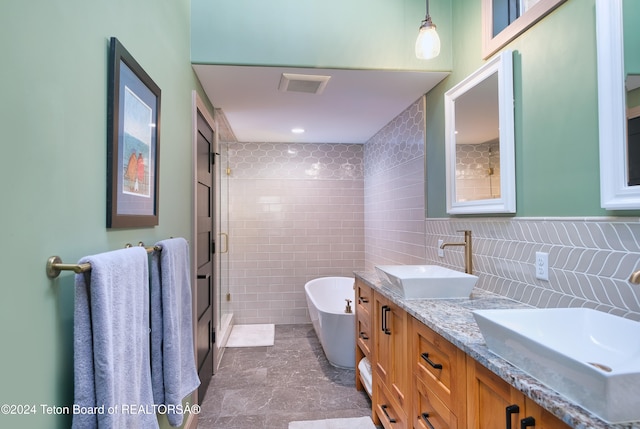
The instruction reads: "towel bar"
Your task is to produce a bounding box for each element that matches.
[46,243,162,279]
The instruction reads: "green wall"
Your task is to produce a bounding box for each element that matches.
[427,0,614,217]
[192,0,638,218]
[0,1,206,428]
[624,0,640,75]
[191,0,453,72]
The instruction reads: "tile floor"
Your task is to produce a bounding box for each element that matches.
[197,324,375,428]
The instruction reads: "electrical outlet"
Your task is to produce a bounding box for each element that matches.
[437,239,444,257]
[535,251,549,281]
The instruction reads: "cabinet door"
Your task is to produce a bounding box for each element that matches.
[411,317,466,428]
[414,377,458,429]
[355,280,373,396]
[524,398,571,429]
[355,280,372,358]
[467,358,570,429]
[373,293,409,411]
[467,358,524,429]
[356,279,373,315]
[375,377,409,429]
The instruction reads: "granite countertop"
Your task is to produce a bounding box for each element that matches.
[355,270,640,429]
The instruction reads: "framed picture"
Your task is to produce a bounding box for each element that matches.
[107,37,161,228]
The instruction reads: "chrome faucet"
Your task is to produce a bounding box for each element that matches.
[440,230,473,274]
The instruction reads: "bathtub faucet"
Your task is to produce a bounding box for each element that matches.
[345,299,353,314]
[440,230,473,274]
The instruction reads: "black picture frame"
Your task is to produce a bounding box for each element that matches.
[107,37,160,228]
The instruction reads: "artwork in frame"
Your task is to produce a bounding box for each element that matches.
[107,37,160,228]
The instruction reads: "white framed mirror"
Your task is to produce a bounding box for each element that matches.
[596,0,640,209]
[445,50,516,215]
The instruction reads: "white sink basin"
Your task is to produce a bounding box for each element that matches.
[374,265,478,299]
[473,308,640,423]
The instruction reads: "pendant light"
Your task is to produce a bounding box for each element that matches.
[415,0,441,59]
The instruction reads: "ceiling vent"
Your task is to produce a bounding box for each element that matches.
[278,73,331,95]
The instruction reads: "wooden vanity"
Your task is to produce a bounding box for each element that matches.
[354,273,604,429]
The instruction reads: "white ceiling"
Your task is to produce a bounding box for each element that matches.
[193,65,449,143]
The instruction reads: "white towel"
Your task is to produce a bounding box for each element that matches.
[150,238,200,427]
[73,247,158,429]
[358,357,373,397]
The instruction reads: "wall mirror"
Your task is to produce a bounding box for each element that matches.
[444,50,515,215]
[596,0,640,209]
[482,0,566,58]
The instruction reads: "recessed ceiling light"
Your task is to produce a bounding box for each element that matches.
[291,128,305,134]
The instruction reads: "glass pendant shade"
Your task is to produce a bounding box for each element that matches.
[415,19,441,59]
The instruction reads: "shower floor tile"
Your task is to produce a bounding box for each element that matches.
[198,324,377,429]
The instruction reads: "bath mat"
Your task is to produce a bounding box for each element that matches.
[226,324,275,347]
[288,417,376,429]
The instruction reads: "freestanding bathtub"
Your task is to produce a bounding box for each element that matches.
[304,277,356,369]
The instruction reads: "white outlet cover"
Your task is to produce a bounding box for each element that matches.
[536,251,549,281]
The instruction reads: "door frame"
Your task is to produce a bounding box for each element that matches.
[190,91,218,408]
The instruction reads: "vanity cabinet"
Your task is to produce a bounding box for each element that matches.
[373,292,409,429]
[411,318,467,429]
[466,358,571,429]
[356,278,572,429]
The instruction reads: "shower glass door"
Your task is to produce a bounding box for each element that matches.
[215,139,232,369]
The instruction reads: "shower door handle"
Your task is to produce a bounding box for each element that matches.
[219,232,229,254]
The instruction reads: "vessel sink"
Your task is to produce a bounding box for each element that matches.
[374,265,478,299]
[473,308,640,423]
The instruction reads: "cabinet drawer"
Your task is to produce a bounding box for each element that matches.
[356,280,372,316]
[357,313,371,357]
[412,318,460,408]
[414,378,458,429]
[375,377,408,429]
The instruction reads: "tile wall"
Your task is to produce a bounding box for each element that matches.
[219,95,640,326]
[455,141,501,201]
[361,96,640,321]
[364,97,428,270]
[226,142,365,324]
[426,217,640,320]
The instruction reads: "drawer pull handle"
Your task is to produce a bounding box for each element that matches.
[506,404,520,429]
[420,353,443,370]
[359,332,369,340]
[381,305,391,335]
[420,413,436,429]
[359,296,369,304]
[521,417,536,429]
[381,404,396,423]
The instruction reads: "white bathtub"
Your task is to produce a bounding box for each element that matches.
[304,277,356,369]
